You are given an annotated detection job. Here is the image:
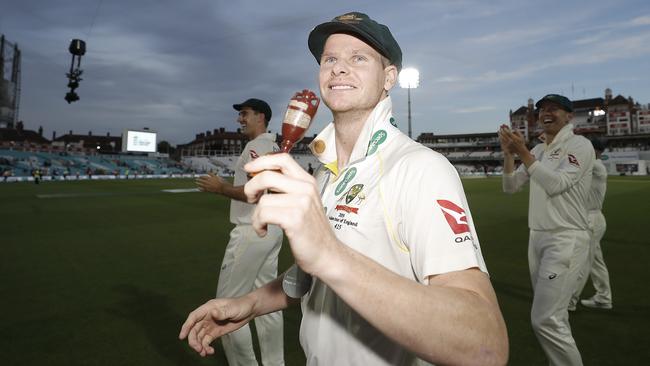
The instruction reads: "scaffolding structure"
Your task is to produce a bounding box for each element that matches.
[0,34,21,129]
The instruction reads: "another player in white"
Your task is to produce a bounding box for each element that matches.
[500,94,595,366]
[570,139,612,310]
[195,98,284,366]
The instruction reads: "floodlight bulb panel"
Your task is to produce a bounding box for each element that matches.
[399,68,420,89]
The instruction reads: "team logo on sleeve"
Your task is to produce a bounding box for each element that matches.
[249,150,259,159]
[436,199,470,235]
[567,154,579,166]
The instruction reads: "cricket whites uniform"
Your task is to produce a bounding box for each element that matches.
[217,132,285,366]
[571,158,611,306]
[299,97,487,365]
[503,123,595,366]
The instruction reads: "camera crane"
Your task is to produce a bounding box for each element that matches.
[65,39,86,104]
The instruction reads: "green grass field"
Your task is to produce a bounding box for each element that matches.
[1,177,648,365]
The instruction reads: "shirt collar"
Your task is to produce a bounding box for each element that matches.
[545,123,574,148]
[309,97,393,176]
[255,132,276,141]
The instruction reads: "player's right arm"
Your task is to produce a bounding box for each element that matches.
[179,276,297,357]
[498,125,530,193]
[196,173,248,201]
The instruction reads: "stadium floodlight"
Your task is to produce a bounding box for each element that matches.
[399,67,420,139]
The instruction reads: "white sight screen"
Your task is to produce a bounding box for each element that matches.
[124,130,157,152]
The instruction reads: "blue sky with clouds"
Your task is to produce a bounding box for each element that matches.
[1,0,649,144]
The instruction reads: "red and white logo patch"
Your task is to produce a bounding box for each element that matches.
[437,199,470,235]
[567,154,579,166]
[249,150,259,159]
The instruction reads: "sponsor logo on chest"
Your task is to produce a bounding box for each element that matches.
[548,148,561,160]
[367,130,387,156]
[335,167,357,195]
[330,183,366,231]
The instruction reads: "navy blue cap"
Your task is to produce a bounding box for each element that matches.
[308,12,402,71]
[233,98,272,122]
[535,94,573,112]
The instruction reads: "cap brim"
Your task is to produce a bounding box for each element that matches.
[535,99,572,112]
[308,22,390,64]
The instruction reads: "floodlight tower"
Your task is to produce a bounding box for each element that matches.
[398,67,420,139]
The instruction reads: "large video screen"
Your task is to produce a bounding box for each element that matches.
[123,130,157,153]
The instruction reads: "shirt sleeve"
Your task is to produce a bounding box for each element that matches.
[502,159,530,193]
[394,150,487,283]
[245,137,277,163]
[527,138,595,197]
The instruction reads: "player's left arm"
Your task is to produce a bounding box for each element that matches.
[319,246,509,366]
[196,173,248,202]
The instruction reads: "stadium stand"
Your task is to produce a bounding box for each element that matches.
[0,149,196,182]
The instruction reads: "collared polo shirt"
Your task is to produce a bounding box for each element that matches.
[299,97,487,366]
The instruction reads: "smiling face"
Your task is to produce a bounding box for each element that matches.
[537,101,573,138]
[237,107,266,139]
[318,33,397,115]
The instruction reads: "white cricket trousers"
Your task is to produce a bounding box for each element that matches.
[529,229,590,366]
[571,211,611,304]
[217,224,284,366]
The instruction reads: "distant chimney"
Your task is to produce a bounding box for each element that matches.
[206,130,212,136]
[237,128,241,133]
[106,132,110,137]
[144,127,150,131]
[196,134,200,140]
[88,131,92,136]
[16,121,24,131]
[52,131,57,140]
[69,130,73,135]
[38,126,43,136]
[213,128,219,135]
[220,127,225,133]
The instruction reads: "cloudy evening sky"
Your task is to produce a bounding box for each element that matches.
[2,0,649,145]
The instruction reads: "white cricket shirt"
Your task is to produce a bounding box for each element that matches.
[502,123,595,231]
[587,159,607,212]
[230,132,278,225]
[299,97,487,366]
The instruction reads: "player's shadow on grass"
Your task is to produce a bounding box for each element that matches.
[491,280,533,303]
[107,284,209,364]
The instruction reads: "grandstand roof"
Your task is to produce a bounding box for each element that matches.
[511,106,529,116]
[609,95,630,105]
[54,133,121,144]
[0,127,50,144]
[572,97,605,110]
[418,131,498,140]
[53,132,122,152]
